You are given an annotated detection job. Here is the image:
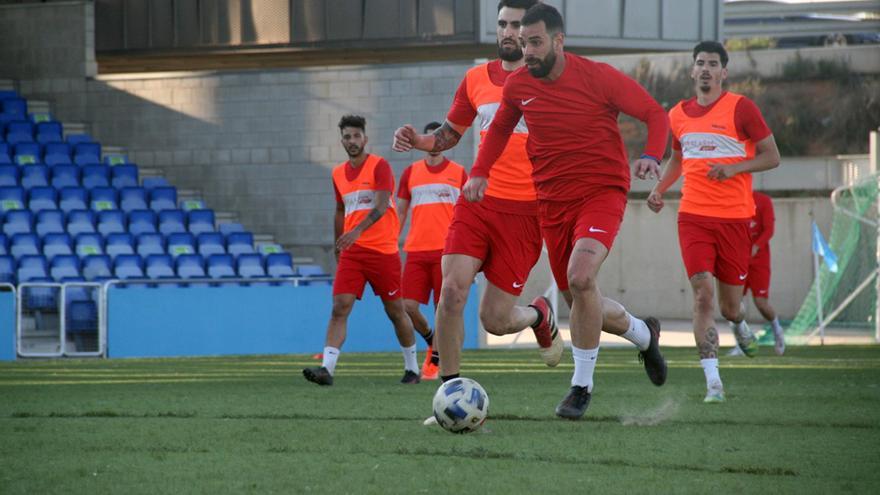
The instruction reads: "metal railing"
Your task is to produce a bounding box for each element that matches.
[724,0,880,38]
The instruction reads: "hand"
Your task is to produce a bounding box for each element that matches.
[647,189,664,213]
[336,229,361,252]
[462,177,488,202]
[707,163,737,181]
[633,158,661,180]
[392,125,417,152]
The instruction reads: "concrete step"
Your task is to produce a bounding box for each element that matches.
[0,79,16,91]
[215,211,238,223]
[28,99,51,114]
[139,167,165,178]
[62,122,90,137]
[253,233,276,244]
[103,145,126,156]
[177,188,202,201]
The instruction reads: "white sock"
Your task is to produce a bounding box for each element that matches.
[571,345,599,391]
[621,313,651,351]
[700,358,722,390]
[771,317,782,332]
[322,346,340,375]
[732,319,752,337]
[402,344,419,373]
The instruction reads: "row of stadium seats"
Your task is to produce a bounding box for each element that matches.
[0,163,138,189]
[0,141,105,165]
[0,185,183,212]
[0,231,267,260]
[2,208,217,237]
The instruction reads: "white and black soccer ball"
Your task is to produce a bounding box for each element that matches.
[432,377,489,434]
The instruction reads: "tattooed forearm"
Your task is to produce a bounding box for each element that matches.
[431,123,462,152]
[698,326,719,359]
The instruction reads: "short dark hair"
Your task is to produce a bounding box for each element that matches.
[497,0,538,12]
[692,41,729,68]
[338,114,366,133]
[423,121,442,134]
[521,3,564,34]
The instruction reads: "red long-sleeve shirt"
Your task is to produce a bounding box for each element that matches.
[471,52,669,202]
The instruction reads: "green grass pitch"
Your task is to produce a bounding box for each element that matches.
[1,346,878,494]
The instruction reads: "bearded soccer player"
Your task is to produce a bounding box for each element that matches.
[648,41,781,402]
[463,4,670,419]
[397,121,468,380]
[303,115,422,386]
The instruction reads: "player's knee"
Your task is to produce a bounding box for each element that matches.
[720,303,740,321]
[438,281,468,313]
[331,299,354,319]
[692,288,714,314]
[403,299,421,316]
[567,271,597,294]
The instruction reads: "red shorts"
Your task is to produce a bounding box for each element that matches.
[333,244,402,301]
[539,186,627,291]
[677,214,751,286]
[744,250,771,297]
[402,250,442,305]
[443,199,542,296]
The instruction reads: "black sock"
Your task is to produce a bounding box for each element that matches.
[528,305,544,327]
[423,328,434,346]
[430,349,439,365]
[440,373,460,382]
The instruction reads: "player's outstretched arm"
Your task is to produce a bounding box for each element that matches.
[648,150,683,213]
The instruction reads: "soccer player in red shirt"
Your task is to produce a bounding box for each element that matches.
[648,42,781,402]
[464,4,670,419]
[397,121,468,380]
[744,190,785,355]
[303,115,421,386]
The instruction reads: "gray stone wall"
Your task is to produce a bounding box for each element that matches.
[0,1,96,80]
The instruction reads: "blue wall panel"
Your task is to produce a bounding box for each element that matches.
[0,290,15,361]
[106,284,479,358]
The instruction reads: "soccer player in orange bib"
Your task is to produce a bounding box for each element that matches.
[463,4,670,419]
[303,115,421,386]
[648,41,781,402]
[397,121,468,380]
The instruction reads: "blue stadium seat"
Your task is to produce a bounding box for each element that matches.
[197,232,225,257]
[145,254,175,279]
[149,186,177,212]
[218,222,245,236]
[66,288,98,333]
[119,186,148,213]
[73,142,101,165]
[50,254,81,282]
[29,112,53,124]
[17,254,56,310]
[0,185,25,207]
[13,154,39,167]
[14,141,40,160]
[236,253,266,278]
[0,255,14,284]
[3,210,33,236]
[27,186,57,213]
[66,134,94,147]
[5,120,34,145]
[167,232,195,256]
[0,233,7,256]
[10,233,39,259]
[187,209,214,235]
[43,142,72,166]
[296,264,328,277]
[111,164,138,189]
[158,209,186,235]
[0,164,19,186]
[50,164,79,189]
[96,210,126,236]
[257,243,284,256]
[1,98,27,120]
[206,254,235,279]
[226,232,254,256]
[0,144,12,165]
[42,233,73,260]
[136,233,165,257]
[142,176,170,190]
[176,254,205,279]
[21,164,49,189]
[59,187,87,213]
[180,199,206,211]
[74,232,103,257]
[266,253,295,278]
[113,254,144,279]
[89,187,118,211]
[34,209,64,236]
[66,209,97,237]
[35,121,63,145]
[105,232,134,259]
[104,154,131,166]
[82,164,110,189]
[81,254,112,281]
[128,209,157,236]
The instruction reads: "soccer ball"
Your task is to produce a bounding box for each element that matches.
[431,377,489,433]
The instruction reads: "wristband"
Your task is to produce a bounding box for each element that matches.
[640,154,660,165]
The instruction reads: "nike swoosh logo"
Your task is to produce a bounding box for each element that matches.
[512,282,524,288]
[387,289,399,296]
[521,97,536,106]
[738,274,747,280]
[588,226,607,233]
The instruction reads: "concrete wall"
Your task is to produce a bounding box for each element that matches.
[0,1,97,80]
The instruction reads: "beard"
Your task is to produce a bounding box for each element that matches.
[497,42,523,62]
[346,145,363,157]
[525,50,556,78]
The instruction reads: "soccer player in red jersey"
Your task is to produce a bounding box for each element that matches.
[464,4,670,419]
[397,121,468,380]
[743,190,785,356]
[303,115,422,386]
[648,42,781,402]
